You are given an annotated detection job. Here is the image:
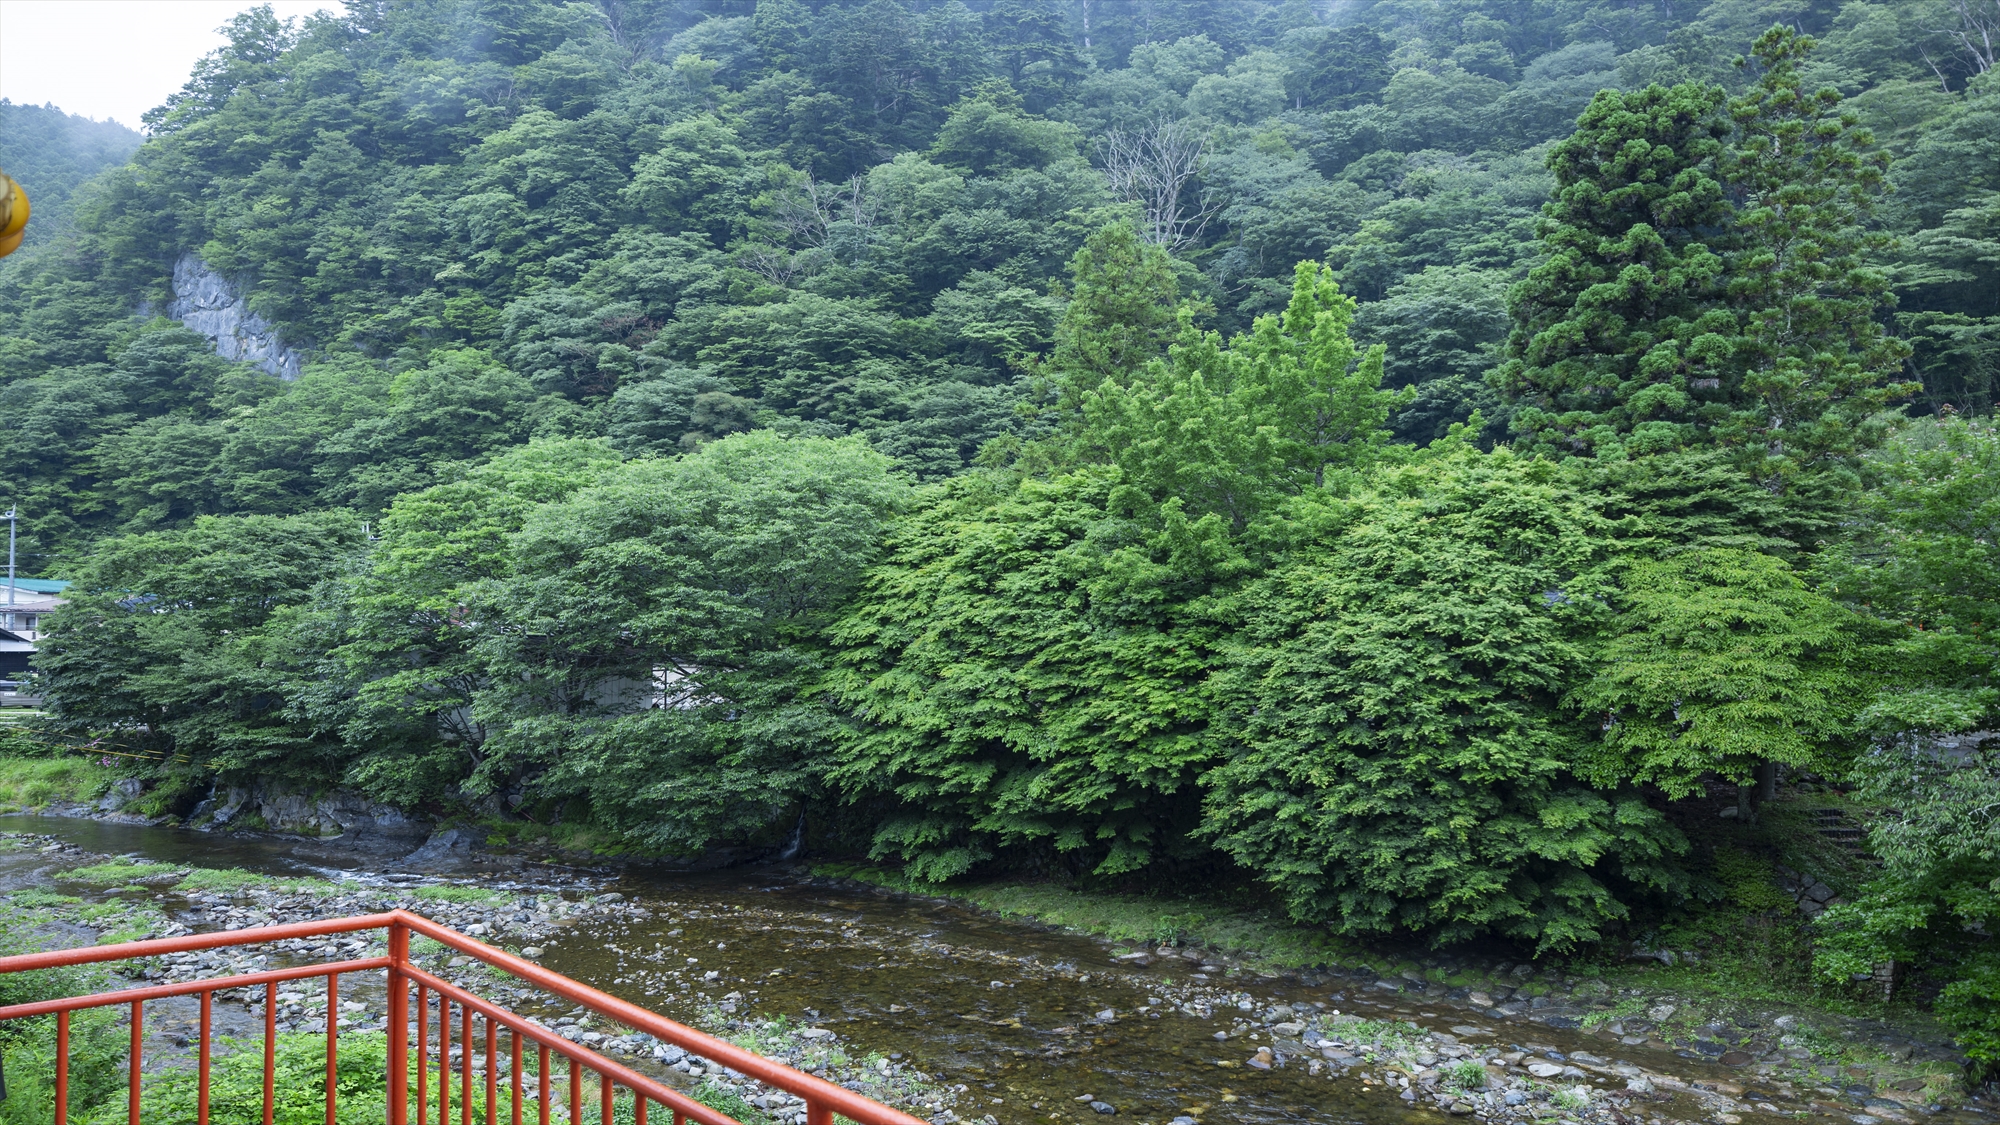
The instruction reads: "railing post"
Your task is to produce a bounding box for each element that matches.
[324,973,339,1125]
[806,1099,832,1125]
[389,921,410,1125]
[198,990,212,1125]
[263,983,277,1125]
[54,1009,69,1125]
[128,1000,144,1125]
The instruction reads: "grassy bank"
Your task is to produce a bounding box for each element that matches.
[812,861,1384,973]
[811,840,1970,1078]
[0,754,115,812]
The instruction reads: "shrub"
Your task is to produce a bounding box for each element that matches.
[1443,1058,1487,1091]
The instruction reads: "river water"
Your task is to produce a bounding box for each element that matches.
[0,815,1968,1125]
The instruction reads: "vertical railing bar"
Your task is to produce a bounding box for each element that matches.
[599,1073,613,1125]
[54,1008,70,1125]
[325,973,339,1125]
[537,1043,550,1125]
[510,1029,524,1125]
[441,999,452,1125]
[460,1003,473,1125]
[417,984,429,1125]
[487,1015,499,1125]
[635,1092,648,1125]
[198,989,213,1125]
[127,999,143,1125]
[567,1056,581,1125]
[390,923,410,1125]
[264,981,277,1125]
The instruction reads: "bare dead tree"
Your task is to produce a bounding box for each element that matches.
[737,244,813,286]
[772,172,880,250]
[1940,0,1999,74]
[1096,120,1219,253]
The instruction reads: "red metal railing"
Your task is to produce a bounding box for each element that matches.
[0,909,926,1125]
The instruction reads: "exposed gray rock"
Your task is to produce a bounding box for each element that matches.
[165,253,304,379]
[94,777,145,813]
[401,827,479,870]
[196,778,428,842]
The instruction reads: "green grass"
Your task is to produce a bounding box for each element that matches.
[0,755,116,811]
[5,890,81,908]
[690,1081,773,1125]
[60,860,180,884]
[411,884,509,904]
[177,867,339,895]
[811,862,1357,970]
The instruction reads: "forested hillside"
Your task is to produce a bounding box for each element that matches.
[4,0,1999,1064]
[0,102,143,252]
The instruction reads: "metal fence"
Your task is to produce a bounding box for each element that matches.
[0,909,925,1125]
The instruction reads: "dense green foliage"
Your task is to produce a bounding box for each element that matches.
[0,101,142,251]
[1808,415,2000,1063]
[5,0,1999,1061]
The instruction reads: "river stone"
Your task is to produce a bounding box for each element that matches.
[401,828,478,869]
[1528,1062,1565,1078]
[1089,1102,1116,1115]
[1721,1051,1754,1066]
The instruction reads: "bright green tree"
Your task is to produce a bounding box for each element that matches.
[822,468,1232,882]
[1815,737,2000,1068]
[334,438,623,805]
[474,431,909,852]
[1569,548,1858,809]
[1202,444,1687,951]
[35,512,365,786]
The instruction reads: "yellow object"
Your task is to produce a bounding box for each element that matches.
[0,173,29,259]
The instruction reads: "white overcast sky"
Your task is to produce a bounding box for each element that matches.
[2,1,340,131]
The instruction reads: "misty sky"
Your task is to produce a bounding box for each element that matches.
[1,1,337,131]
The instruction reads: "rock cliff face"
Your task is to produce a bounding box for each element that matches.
[191,778,430,842]
[165,252,304,379]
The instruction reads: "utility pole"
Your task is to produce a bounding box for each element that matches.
[3,506,14,625]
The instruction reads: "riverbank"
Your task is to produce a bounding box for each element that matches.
[2,761,1989,1119]
[804,863,1984,1111]
[0,831,957,1125]
[0,753,117,812]
[5,820,1996,1125]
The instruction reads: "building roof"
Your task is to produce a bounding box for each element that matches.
[1,578,67,595]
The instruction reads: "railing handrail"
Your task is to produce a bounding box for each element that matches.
[0,908,929,1125]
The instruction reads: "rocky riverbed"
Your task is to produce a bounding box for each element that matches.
[0,825,1991,1125]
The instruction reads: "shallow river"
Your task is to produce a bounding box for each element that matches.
[0,815,1966,1125]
